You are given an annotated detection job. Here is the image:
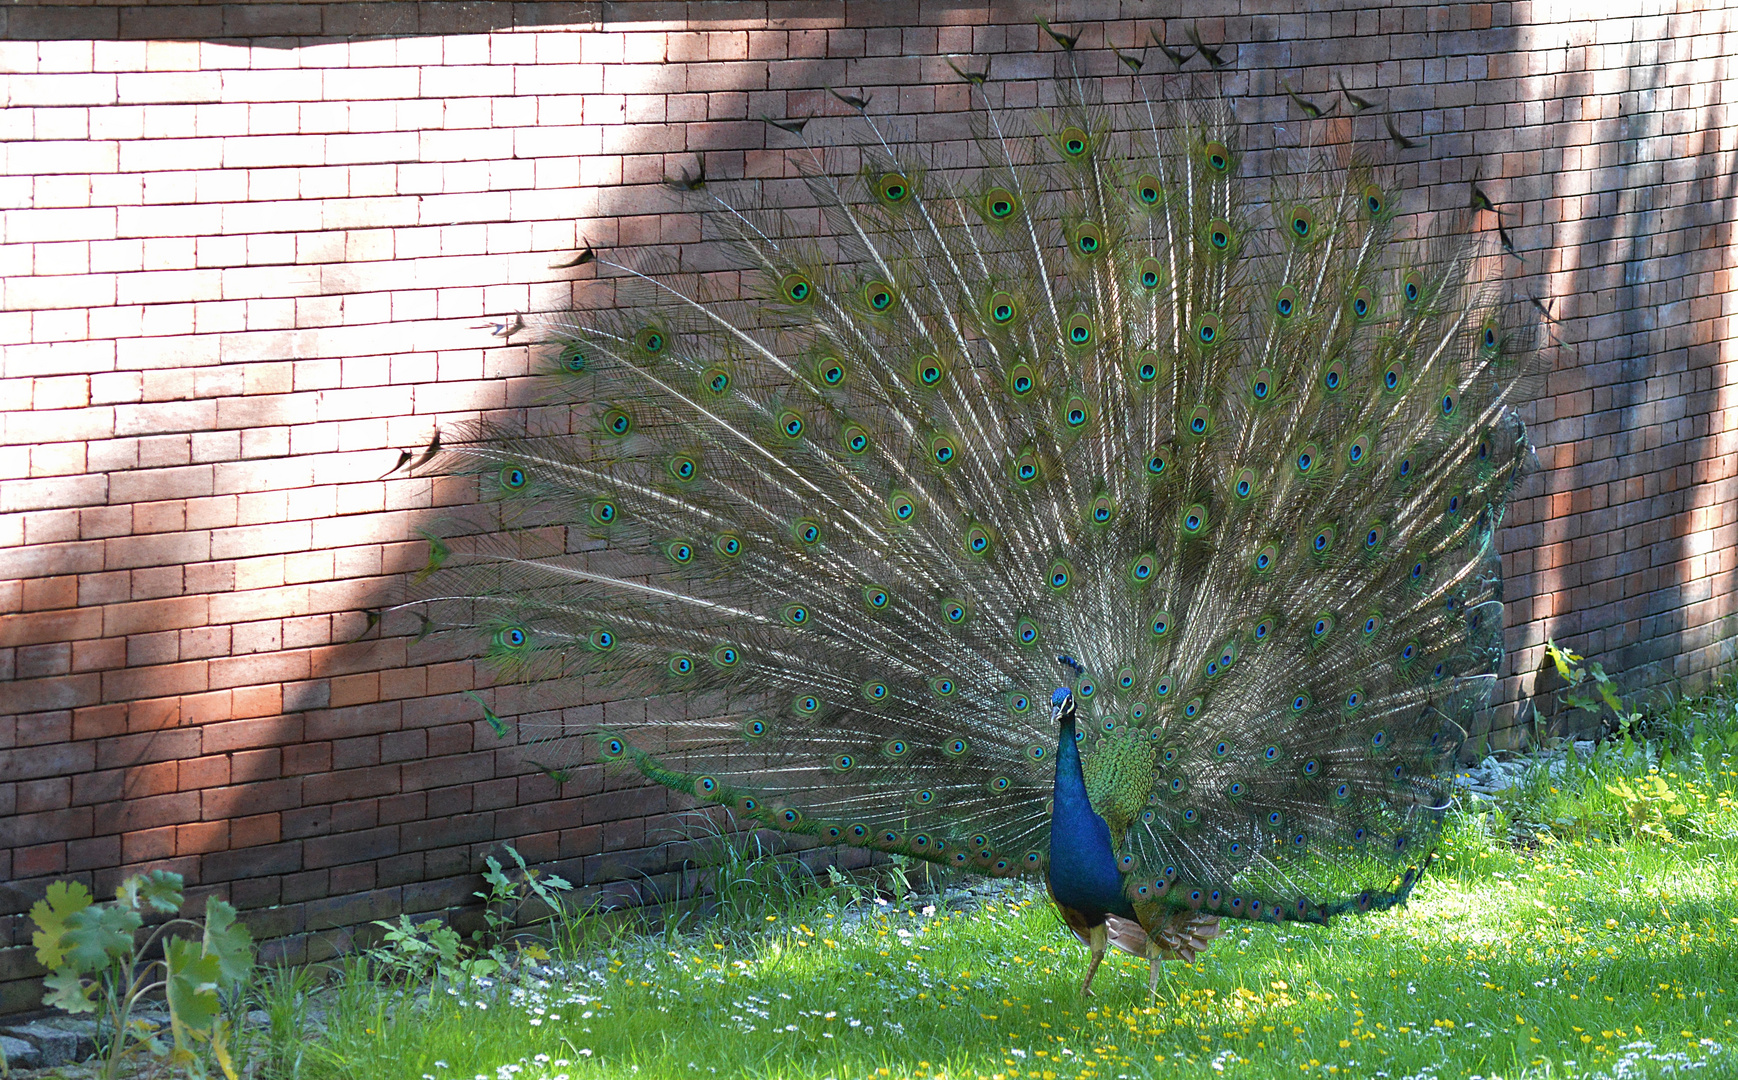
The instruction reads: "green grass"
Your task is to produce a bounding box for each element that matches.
[284,682,1738,1080]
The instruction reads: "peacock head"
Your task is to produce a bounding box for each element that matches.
[1049,686,1076,725]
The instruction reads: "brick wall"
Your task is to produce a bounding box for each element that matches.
[2,0,1735,1011]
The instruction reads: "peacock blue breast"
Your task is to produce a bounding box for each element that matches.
[1049,694,1137,921]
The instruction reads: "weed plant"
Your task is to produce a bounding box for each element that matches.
[266,679,1738,1080]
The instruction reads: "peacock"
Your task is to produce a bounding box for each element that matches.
[413,35,1537,997]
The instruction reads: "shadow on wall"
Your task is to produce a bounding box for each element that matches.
[1517,28,1738,742]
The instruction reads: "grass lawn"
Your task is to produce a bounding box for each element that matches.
[258,682,1738,1080]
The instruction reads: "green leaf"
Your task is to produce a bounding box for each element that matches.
[41,968,98,1014]
[29,880,93,970]
[1546,639,1581,680]
[200,898,254,986]
[127,870,186,915]
[63,901,142,972]
[1597,682,1624,713]
[165,937,223,1033]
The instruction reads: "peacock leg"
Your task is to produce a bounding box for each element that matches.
[1144,940,1165,1002]
[1080,922,1108,998]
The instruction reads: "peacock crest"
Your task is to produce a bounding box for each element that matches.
[415,38,1537,989]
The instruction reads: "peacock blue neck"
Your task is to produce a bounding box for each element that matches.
[1047,702,1138,921]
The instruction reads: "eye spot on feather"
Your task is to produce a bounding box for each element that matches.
[1347,434,1371,466]
[778,411,805,440]
[942,598,969,624]
[875,172,910,204]
[1138,258,1164,291]
[588,628,615,651]
[1016,619,1039,646]
[1203,140,1231,173]
[989,292,1020,326]
[1150,612,1173,639]
[1147,446,1172,477]
[601,408,633,437]
[500,465,527,490]
[1136,174,1162,205]
[1059,126,1090,158]
[1073,222,1105,257]
[1047,560,1073,591]
[745,718,769,738]
[914,355,947,389]
[1065,314,1096,349]
[818,357,846,386]
[778,272,814,305]
[793,694,821,717]
[1195,313,1222,347]
[988,775,1012,793]
[1009,693,1032,714]
[983,187,1018,221]
[668,654,694,676]
[711,643,739,668]
[887,491,917,522]
[1322,360,1346,393]
[1403,270,1425,305]
[862,280,896,312]
[634,326,666,354]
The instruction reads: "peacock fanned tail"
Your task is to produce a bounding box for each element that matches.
[418,61,1535,929]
